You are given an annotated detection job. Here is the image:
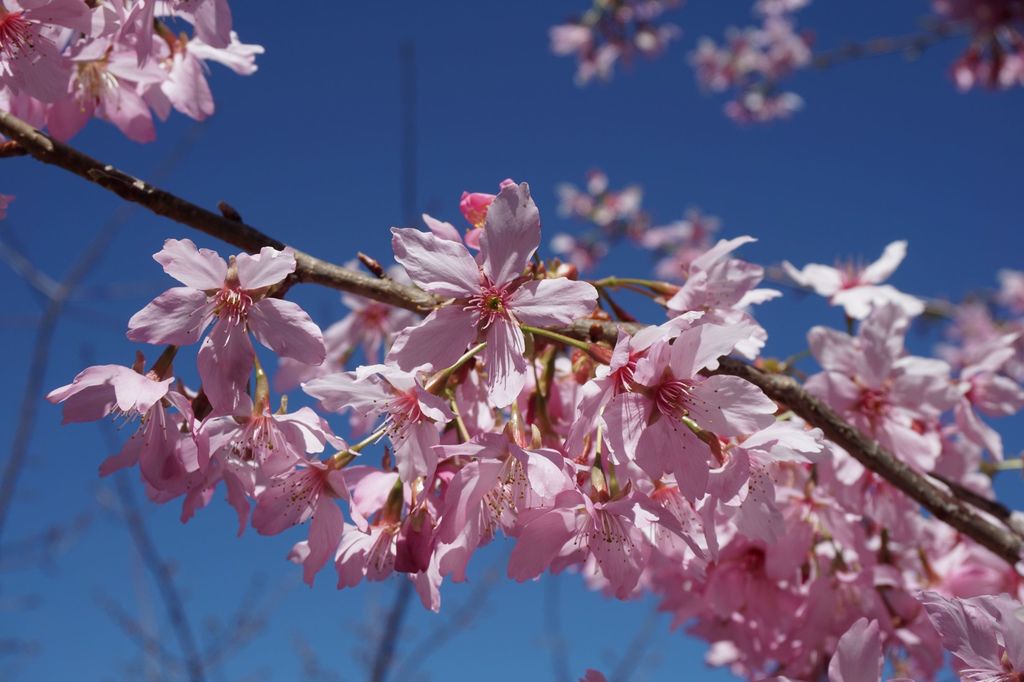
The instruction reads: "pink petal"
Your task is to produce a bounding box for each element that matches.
[127,287,216,345]
[860,240,907,284]
[153,238,227,290]
[390,226,480,297]
[920,592,1002,673]
[197,319,255,414]
[422,213,462,243]
[393,421,440,481]
[782,261,842,297]
[639,417,709,500]
[601,392,651,464]
[236,247,296,290]
[670,320,759,378]
[302,371,389,414]
[507,505,576,582]
[437,459,503,544]
[827,618,882,682]
[510,278,598,327]
[387,306,477,373]
[688,375,777,436]
[479,183,540,285]
[248,298,325,364]
[483,316,527,408]
[303,500,344,586]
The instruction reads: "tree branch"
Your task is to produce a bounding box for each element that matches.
[2,109,1020,566]
[0,110,435,315]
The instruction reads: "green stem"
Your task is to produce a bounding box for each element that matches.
[591,276,678,297]
[981,458,1024,475]
[520,325,592,353]
[425,342,486,394]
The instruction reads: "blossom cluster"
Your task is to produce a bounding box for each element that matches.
[935,0,1024,89]
[48,178,1024,679]
[550,0,682,85]
[0,0,261,144]
[689,1,813,123]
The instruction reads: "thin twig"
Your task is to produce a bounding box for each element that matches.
[545,573,572,682]
[112,475,208,682]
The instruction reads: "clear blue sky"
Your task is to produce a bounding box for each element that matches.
[2,1,1023,680]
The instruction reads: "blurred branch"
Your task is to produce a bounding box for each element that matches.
[545,574,572,682]
[393,555,503,680]
[811,22,961,70]
[369,579,414,682]
[111,475,207,682]
[0,121,202,557]
[607,606,661,682]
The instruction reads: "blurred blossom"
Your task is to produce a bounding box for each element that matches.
[550,0,682,85]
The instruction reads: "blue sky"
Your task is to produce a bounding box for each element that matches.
[1,1,1023,680]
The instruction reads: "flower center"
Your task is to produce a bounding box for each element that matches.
[655,378,691,419]
[466,283,511,329]
[0,10,31,61]
[214,286,254,324]
[75,61,117,101]
[387,388,425,428]
[358,302,390,328]
[856,387,889,420]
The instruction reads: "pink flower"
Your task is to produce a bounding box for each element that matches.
[0,0,92,102]
[303,364,452,482]
[783,240,925,320]
[128,239,325,413]
[46,363,200,488]
[602,318,778,499]
[459,178,515,228]
[828,618,883,682]
[433,432,572,581]
[921,590,1024,681]
[665,235,780,315]
[187,405,341,533]
[998,269,1024,313]
[806,304,957,470]
[120,0,233,65]
[47,40,165,143]
[508,486,688,599]
[387,182,598,408]
[954,335,1024,460]
[140,30,262,124]
[253,457,348,586]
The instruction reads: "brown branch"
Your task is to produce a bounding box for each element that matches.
[1,109,1021,566]
[0,110,436,315]
[811,22,961,70]
[0,140,25,158]
[713,358,1023,564]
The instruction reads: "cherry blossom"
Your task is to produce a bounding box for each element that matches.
[253,457,348,585]
[128,239,325,412]
[0,0,92,102]
[784,240,925,320]
[387,182,598,407]
[806,303,956,470]
[303,363,452,482]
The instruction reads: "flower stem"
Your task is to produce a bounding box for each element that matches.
[981,458,1024,475]
[425,342,487,394]
[591,276,678,295]
[520,325,592,353]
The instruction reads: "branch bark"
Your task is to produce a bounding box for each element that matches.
[2,109,1020,566]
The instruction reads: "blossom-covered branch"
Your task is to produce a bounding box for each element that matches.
[2,107,1019,574]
